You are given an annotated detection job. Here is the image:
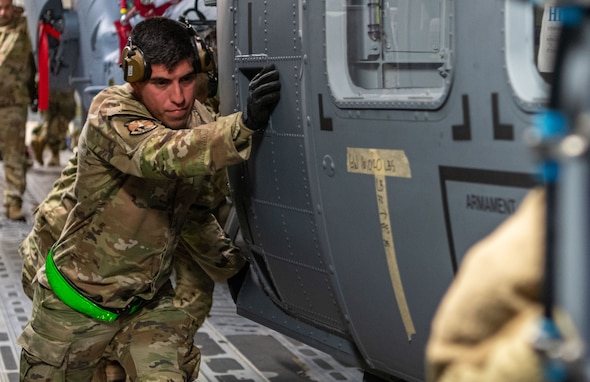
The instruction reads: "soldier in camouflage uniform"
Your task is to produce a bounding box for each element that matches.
[18,150,228,382]
[30,88,77,167]
[0,0,37,221]
[18,16,281,381]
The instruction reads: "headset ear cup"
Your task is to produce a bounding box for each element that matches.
[196,38,216,74]
[122,45,146,83]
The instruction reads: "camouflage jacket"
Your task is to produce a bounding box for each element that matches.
[22,150,240,323]
[0,15,35,107]
[45,83,253,310]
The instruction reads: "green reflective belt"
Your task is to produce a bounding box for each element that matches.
[46,247,141,322]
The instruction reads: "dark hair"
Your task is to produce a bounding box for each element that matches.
[130,17,197,77]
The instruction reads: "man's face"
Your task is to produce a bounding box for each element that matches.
[131,59,197,130]
[0,0,14,26]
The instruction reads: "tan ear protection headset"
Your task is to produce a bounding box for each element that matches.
[121,38,147,83]
[121,17,216,83]
[195,35,216,74]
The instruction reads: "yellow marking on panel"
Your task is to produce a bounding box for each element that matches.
[347,148,412,178]
[347,147,416,341]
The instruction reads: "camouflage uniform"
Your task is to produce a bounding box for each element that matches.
[0,13,36,218]
[19,151,230,382]
[18,82,253,381]
[31,88,77,167]
[19,151,228,326]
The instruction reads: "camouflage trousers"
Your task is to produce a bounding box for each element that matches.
[18,281,201,382]
[0,105,27,207]
[37,89,77,152]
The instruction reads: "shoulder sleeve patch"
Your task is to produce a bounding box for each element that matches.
[126,120,158,135]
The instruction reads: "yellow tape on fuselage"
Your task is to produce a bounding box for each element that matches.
[347,147,415,341]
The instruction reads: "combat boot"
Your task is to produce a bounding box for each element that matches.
[48,148,60,167]
[30,136,45,166]
[6,205,25,221]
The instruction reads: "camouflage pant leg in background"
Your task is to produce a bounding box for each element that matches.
[0,105,28,207]
[19,282,200,382]
[40,90,77,152]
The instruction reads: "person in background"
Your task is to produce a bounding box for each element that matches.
[0,0,37,221]
[425,188,579,381]
[30,88,77,167]
[18,16,280,381]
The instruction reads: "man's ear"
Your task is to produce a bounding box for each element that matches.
[130,81,142,97]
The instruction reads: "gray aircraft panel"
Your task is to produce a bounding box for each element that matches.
[220,0,547,380]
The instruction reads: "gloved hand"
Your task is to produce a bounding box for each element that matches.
[242,64,281,131]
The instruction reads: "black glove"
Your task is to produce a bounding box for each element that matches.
[242,64,281,131]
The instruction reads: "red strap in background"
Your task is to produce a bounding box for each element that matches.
[37,21,61,111]
[133,0,180,18]
[115,19,132,64]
